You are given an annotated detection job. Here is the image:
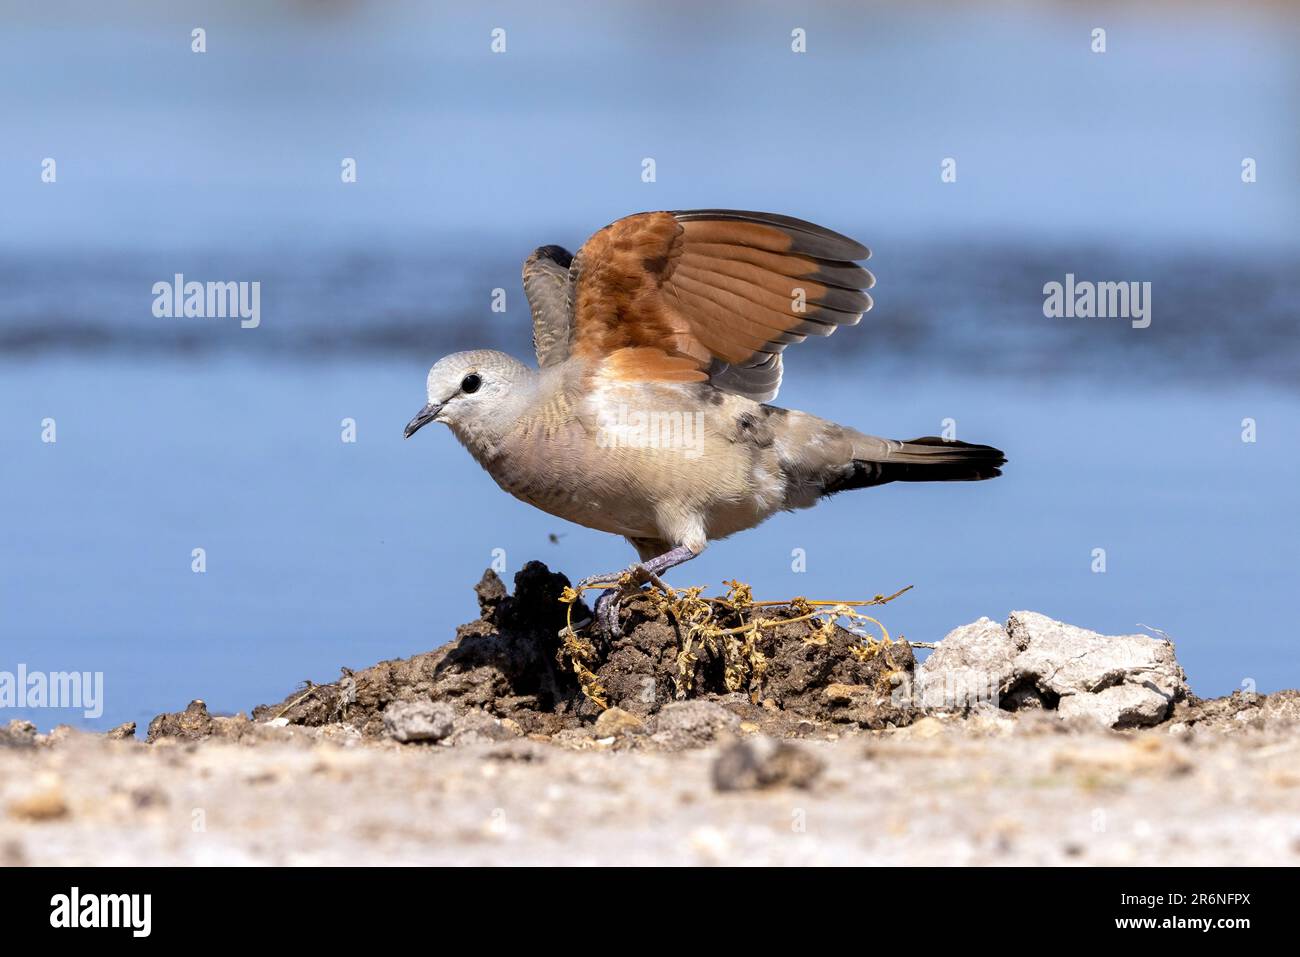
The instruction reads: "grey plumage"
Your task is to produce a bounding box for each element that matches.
[409,209,1005,623]
[406,357,1003,557]
[521,245,574,368]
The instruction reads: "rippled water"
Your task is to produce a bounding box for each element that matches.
[3,356,1296,730]
[2,243,1297,388]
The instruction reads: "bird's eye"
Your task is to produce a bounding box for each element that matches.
[461,373,482,394]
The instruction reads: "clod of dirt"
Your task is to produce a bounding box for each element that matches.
[650,700,742,750]
[445,708,518,746]
[147,699,220,742]
[1168,689,1300,734]
[912,611,1189,728]
[712,737,825,791]
[1,720,38,750]
[594,591,917,731]
[241,561,915,746]
[382,700,454,743]
[592,707,644,738]
[148,699,360,747]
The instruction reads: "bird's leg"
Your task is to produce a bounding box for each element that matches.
[640,544,699,578]
[577,544,697,590]
[578,545,699,635]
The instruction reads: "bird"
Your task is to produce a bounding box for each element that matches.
[405,209,1005,633]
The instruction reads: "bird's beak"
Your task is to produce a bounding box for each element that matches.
[404,403,441,439]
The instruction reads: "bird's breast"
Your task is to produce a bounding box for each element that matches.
[462,379,793,542]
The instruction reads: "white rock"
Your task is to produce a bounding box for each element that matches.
[1008,611,1187,727]
[915,610,1189,729]
[913,617,1016,713]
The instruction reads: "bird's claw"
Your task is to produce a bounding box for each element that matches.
[581,563,653,636]
[592,588,622,635]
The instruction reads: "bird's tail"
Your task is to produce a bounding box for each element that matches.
[823,435,1006,493]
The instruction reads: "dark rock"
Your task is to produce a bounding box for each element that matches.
[712,737,825,791]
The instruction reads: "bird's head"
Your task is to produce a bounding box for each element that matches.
[404,349,533,441]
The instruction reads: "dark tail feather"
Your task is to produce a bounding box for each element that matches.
[824,436,1006,493]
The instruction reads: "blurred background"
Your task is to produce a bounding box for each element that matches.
[2,0,1297,730]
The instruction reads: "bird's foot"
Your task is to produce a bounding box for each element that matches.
[577,546,696,636]
[580,563,660,636]
[577,564,640,592]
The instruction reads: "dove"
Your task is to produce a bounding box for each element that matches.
[405,210,1005,632]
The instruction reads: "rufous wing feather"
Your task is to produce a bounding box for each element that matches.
[569,209,873,401]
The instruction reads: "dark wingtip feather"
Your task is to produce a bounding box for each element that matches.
[528,244,574,269]
[670,209,870,261]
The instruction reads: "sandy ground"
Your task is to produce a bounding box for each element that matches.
[3,711,1299,866]
[4,564,1297,866]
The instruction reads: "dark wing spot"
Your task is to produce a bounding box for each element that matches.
[734,410,774,448]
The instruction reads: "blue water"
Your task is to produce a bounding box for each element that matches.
[3,356,1296,730]
[2,2,1297,730]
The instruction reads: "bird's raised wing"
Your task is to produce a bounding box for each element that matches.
[522,244,575,368]
[565,209,873,401]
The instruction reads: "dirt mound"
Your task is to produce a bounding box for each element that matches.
[227,561,915,743]
[148,560,1299,750]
